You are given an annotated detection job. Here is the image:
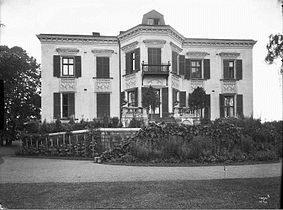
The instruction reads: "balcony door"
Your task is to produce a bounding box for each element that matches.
[148,48,161,72]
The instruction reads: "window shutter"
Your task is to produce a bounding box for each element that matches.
[104,57,110,78]
[179,55,185,76]
[237,94,243,117]
[135,48,140,71]
[75,56,81,78]
[68,93,75,118]
[96,57,103,78]
[204,94,211,120]
[236,59,243,80]
[172,51,178,74]
[53,55,60,77]
[219,94,224,118]
[172,88,177,108]
[134,87,138,107]
[179,91,186,107]
[53,92,61,119]
[126,53,131,75]
[97,93,110,119]
[162,87,168,117]
[185,59,191,80]
[223,60,229,79]
[204,59,210,79]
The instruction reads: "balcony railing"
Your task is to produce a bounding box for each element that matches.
[142,61,170,75]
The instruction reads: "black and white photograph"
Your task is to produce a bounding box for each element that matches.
[0,0,282,209]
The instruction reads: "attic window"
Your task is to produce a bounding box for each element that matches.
[147,18,160,25]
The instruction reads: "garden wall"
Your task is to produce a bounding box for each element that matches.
[19,128,140,158]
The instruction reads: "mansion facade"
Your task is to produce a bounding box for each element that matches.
[37,10,256,124]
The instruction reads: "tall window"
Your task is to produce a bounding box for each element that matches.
[126,48,140,75]
[97,57,109,78]
[149,89,160,116]
[54,92,75,119]
[223,96,234,117]
[190,60,202,79]
[62,57,74,76]
[148,48,161,72]
[128,90,137,107]
[223,60,235,79]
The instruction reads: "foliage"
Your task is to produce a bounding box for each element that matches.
[0,46,41,145]
[188,87,206,118]
[101,118,282,163]
[142,85,160,114]
[265,33,283,64]
[128,117,143,128]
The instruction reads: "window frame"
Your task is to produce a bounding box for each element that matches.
[60,92,75,119]
[127,90,136,107]
[190,59,203,79]
[223,95,235,118]
[61,57,75,77]
[223,59,236,80]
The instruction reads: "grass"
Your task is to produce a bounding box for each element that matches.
[0,177,281,209]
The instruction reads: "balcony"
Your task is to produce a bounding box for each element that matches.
[142,61,170,85]
[142,61,170,76]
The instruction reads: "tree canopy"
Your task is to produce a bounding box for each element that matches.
[188,87,206,118]
[0,46,41,145]
[265,34,283,65]
[142,86,160,114]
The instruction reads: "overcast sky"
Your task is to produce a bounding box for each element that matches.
[0,0,282,121]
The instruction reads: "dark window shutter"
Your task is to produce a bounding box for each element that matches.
[179,55,185,76]
[68,93,75,118]
[204,59,210,79]
[135,48,140,71]
[236,59,243,80]
[75,56,81,78]
[126,53,131,75]
[53,92,61,119]
[172,51,178,74]
[180,91,186,107]
[204,94,211,120]
[219,94,224,118]
[121,91,125,106]
[134,87,138,107]
[97,57,103,78]
[185,59,191,80]
[97,93,110,119]
[104,57,110,78]
[237,94,243,117]
[162,87,168,117]
[172,88,177,108]
[53,55,60,77]
[223,60,229,79]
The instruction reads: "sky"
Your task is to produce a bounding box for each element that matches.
[0,0,282,121]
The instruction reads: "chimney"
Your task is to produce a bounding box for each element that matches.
[92,32,100,36]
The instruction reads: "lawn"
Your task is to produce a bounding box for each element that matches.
[0,177,281,209]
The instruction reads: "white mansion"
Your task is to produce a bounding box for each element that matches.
[37,10,256,125]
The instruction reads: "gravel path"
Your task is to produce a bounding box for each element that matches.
[0,157,281,183]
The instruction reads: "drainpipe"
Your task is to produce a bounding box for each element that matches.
[118,38,122,124]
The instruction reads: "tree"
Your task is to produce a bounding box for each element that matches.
[0,46,41,145]
[188,87,206,118]
[265,34,283,64]
[142,86,160,117]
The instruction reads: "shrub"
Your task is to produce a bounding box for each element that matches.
[254,150,278,161]
[128,118,143,128]
[240,135,255,154]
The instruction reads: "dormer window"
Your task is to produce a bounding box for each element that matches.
[147,18,160,25]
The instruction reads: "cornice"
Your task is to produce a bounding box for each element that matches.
[118,25,185,43]
[183,38,256,48]
[218,52,240,58]
[91,49,115,55]
[56,47,79,54]
[143,39,166,47]
[186,51,210,58]
[170,42,183,53]
[121,41,139,52]
[37,34,118,44]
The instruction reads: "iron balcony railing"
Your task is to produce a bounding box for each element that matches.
[142,61,170,75]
